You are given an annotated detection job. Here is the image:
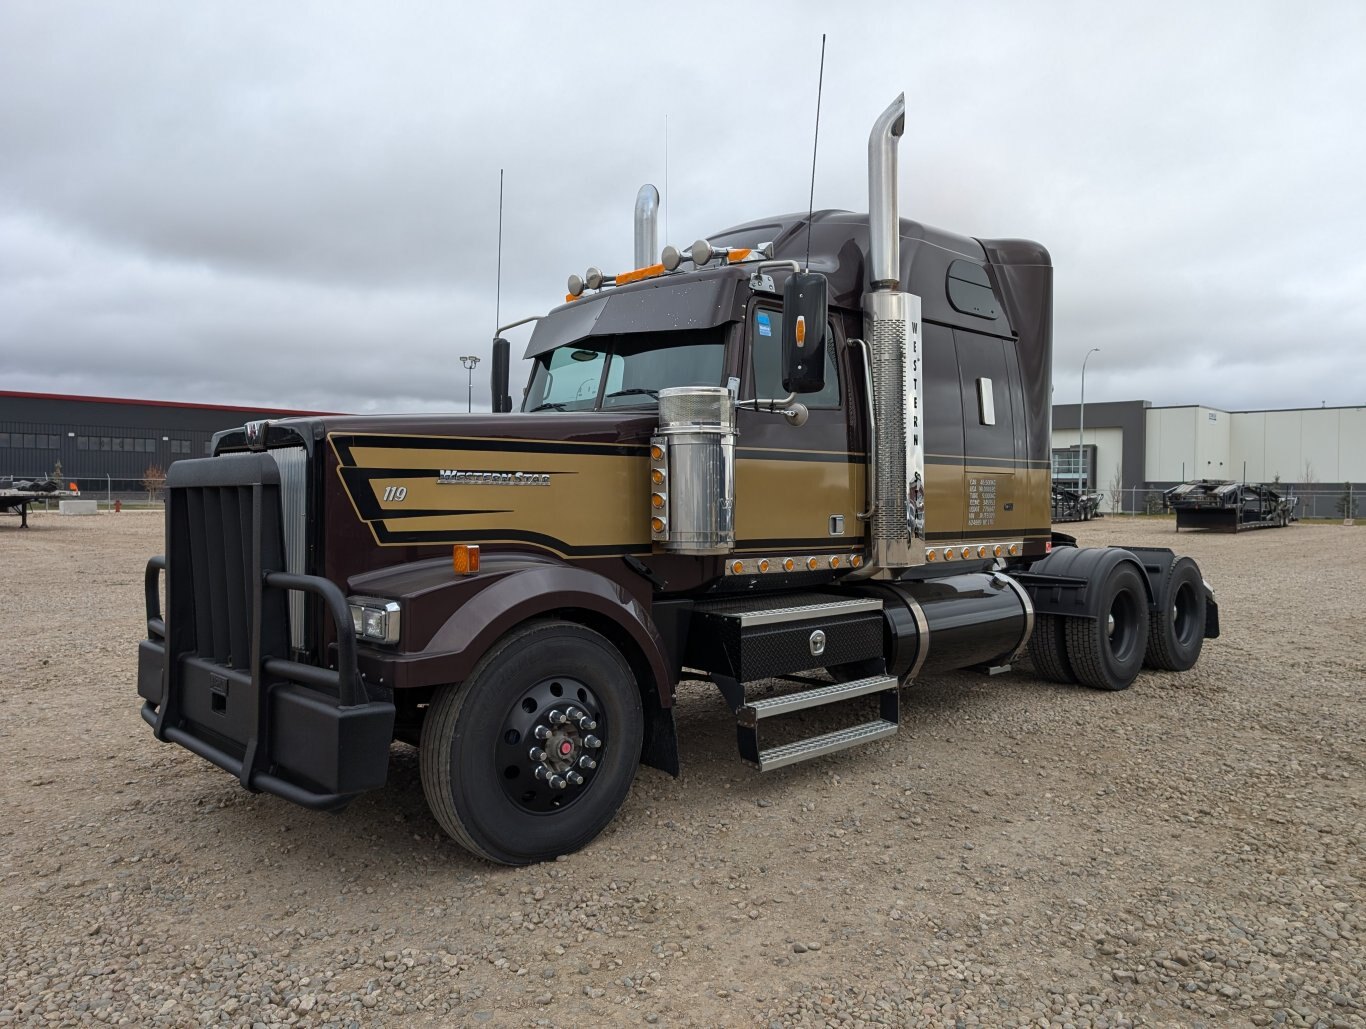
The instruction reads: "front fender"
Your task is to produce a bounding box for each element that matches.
[352,558,674,706]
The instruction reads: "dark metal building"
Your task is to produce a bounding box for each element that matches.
[0,391,334,491]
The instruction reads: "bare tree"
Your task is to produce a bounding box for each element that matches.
[142,464,167,503]
[1108,464,1123,514]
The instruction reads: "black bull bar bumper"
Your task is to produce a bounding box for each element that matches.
[138,453,393,811]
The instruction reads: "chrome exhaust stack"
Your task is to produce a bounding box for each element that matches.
[634,184,660,270]
[862,93,926,574]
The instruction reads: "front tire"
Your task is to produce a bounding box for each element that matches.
[420,620,643,865]
[1063,564,1150,691]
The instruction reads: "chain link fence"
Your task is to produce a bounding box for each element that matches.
[1098,486,1359,522]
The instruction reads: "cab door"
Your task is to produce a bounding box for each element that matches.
[732,301,863,559]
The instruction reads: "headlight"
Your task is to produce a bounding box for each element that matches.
[347,596,401,644]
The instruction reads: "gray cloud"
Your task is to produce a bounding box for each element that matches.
[2,1,1363,414]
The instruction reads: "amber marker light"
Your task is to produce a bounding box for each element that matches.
[650,468,665,485]
[783,558,796,572]
[851,555,864,568]
[830,556,841,568]
[452,544,480,574]
[806,557,819,571]
[731,561,744,574]
[944,548,955,560]
[1009,543,1021,555]
[650,444,664,461]
[651,493,666,509]
[758,559,770,573]
[994,545,1004,558]
[650,516,665,533]
[724,248,753,263]
[795,315,807,346]
[977,545,989,559]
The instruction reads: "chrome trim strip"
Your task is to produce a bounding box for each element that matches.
[995,572,1035,662]
[697,596,883,628]
[903,592,930,681]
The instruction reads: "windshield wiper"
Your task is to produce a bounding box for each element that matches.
[529,402,566,412]
[603,388,659,401]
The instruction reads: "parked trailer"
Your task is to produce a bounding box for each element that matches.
[135,94,1220,864]
[1051,483,1105,523]
[1,481,80,528]
[1165,479,1298,532]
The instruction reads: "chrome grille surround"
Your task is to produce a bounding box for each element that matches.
[268,446,308,650]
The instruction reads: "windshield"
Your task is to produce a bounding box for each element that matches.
[524,329,726,411]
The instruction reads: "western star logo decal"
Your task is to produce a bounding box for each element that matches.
[436,469,551,486]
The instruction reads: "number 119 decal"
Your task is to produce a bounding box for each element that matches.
[382,485,408,503]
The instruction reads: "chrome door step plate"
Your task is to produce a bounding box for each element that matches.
[753,719,899,772]
[694,593,882,628]
[739,674,897,726]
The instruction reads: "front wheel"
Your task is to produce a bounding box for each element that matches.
[420,620,643,865]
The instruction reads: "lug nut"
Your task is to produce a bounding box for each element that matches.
[577,715,597,731]
[567,771,584,785]
[578,755,597,770]
[548,709,566,725]
[550,775,568,790]
[534,766,548,780]
[529,747,547,763]
[533,725,551,740]
[584,734,602,749]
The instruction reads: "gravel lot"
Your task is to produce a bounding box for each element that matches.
[1,511,1362,1028]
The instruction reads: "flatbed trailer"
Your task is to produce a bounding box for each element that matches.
[1165,479,1297,532]
[0,487,81,528]
[1051,483,1104,523]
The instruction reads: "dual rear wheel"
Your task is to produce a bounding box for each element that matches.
[1028,558,1205,691]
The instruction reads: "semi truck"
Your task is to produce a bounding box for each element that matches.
[136,95,1218,865]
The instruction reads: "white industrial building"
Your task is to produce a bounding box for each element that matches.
[1050,400,1364,517]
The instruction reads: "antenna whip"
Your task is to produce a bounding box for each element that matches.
[495,168,504,337]
[804,34,827,271]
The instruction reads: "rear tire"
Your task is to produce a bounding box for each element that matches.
[1064,564,1150,691]
[420,620,643,865]
[1028,613,1077,684]
[1143,558,1206,671]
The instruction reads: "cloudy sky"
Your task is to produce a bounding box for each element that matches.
[2,2,1363,414]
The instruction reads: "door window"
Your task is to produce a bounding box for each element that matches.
[748,306,840,408]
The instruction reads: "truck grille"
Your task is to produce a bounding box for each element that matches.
[269,446,308,650]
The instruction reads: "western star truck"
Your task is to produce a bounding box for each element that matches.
[136,95,1218,865]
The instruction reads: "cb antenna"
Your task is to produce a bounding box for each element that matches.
[803,33,827,271]
[494,168,504,337]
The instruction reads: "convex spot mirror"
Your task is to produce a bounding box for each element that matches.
[781,271,829,394]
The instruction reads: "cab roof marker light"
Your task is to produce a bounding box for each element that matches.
[615,262,667,286]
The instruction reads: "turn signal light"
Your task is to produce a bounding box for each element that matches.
[452,544,480,574]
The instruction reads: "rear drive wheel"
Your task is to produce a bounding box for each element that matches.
[420,620,643,865]
[1064,564,1150,691]
[1143,558,1206,671]
[1028,613,1077,684]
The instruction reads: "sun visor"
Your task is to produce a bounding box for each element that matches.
[524,278,736,359]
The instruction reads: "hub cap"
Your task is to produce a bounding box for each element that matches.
[496,676,605,813]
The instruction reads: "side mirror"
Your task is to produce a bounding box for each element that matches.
[781,271,828,394]
[490,338,512,413]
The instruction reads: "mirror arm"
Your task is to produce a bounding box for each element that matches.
[735,394,809,426]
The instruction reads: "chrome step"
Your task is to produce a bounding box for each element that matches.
[739,675,897,725]
[753,719,899,772]
[694,593,882,627]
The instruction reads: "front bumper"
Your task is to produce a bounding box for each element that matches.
[138,454,394,811]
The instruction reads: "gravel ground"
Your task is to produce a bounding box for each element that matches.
[1,511,1362,1028]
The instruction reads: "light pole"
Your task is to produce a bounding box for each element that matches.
[460,355,481,413]
[1078,348,1100,494]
